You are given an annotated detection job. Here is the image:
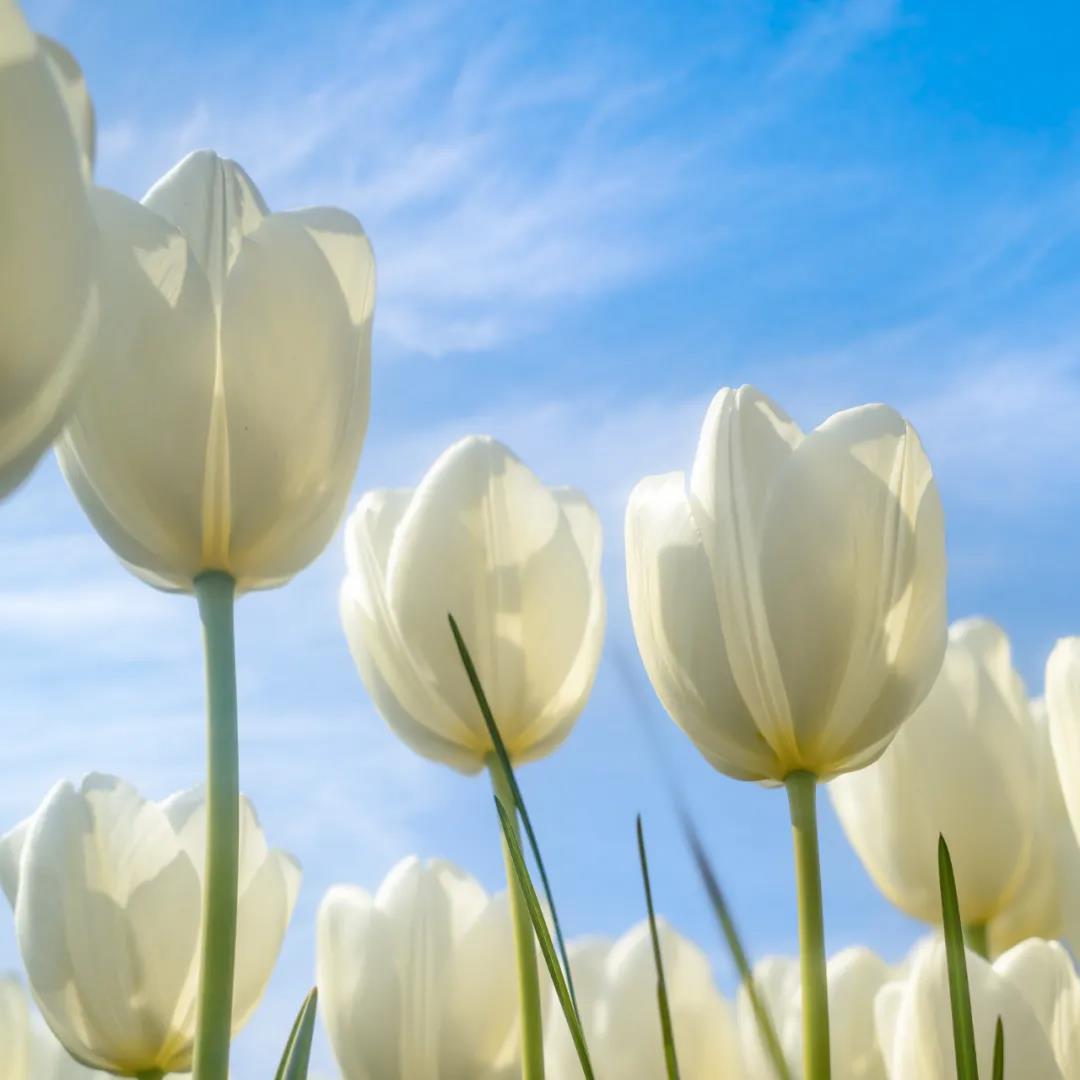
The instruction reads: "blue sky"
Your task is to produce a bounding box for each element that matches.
[6,0,1080,1074]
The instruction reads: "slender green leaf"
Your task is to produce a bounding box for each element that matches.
[637,816,681,1080]
[939,835,979,1080]
[495,798,595,1080]
[449,612,579,1011]
[273,988,318,1080]
[991,1017,1004,1080]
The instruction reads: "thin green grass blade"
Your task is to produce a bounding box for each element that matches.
[495,798,595,1080]
[939,835,979,1080]
[637,816,681,1080]
[991,1017,1004,1080]
[449,612,579,1011]
[273,987,318,1080]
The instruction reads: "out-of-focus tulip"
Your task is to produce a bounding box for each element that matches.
[0,2,98,497]
[626,385,946,784]
[991,699,1080,955]
[830,618,1037,929]
[57,149,375,592]
[37,36,94,176]
[738,947,892,1079]
[1048,638,1080,848]
[317,856,518,1079]
[994,939,1080,1077]
[544,921,743,1079]
[0,976,94,1080]
[340,435,605,773]
[875,939,1062,1078]
[0,774,300,1076]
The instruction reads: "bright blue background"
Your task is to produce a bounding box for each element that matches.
[5,0,1080,1074]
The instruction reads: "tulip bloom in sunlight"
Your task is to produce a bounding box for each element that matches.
[340,435,605,772]
[875,940,1062,1079]
[317,856,519,1080]
[1047,638,1080,847]
[0,774,300,1076]
[625,384,946,784]
[830,619,1037,940]
[0,0,98,497]
[544,921,744,1079]
[0,977,94,1080]
[57,149,375,592]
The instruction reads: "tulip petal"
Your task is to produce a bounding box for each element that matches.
[0,976,31,1079]
[1047,638,1080,849]
[0,816,29,905]
[38,36,95,176]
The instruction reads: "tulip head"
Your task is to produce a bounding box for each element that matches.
[57,150,375,592]
[0,774,300,1076]
[0,2,98,497]
[317,856,519,1080]
[830,618,1038,927]
[626,384,946,784]
[340,435,605,773]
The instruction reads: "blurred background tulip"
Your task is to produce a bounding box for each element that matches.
[875,939,1062,1079]
[1048,638,1080,848]
[0,1,98,499]
[57,149,375,592]
[830,619,1037,943]
[317,856,519,1080]
[625,384,946,784]
[0,976,95,1080]
[544,920,743,1079]
[340,434,605,772]
[0,774,299,1076]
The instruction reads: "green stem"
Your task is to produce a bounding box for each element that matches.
[964,922,989,959]
[489,757,544,1079]
[138,1072,165,1080]
[191,571,239,1080]
[785,771,830,1080]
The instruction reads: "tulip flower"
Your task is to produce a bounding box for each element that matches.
[1048,638,1080,847]
[627,384,945,1078]
[0,773,300,1077]
[0,977,94,1080]
[830,618,1038,947]
[37,35,95,176]
[57,149,375,593]
[0,1,98,497]
[317,856,518,1080]
[544,921,744,1079]
[875,939,1062,1078]
[341,434,604,774]
[738,947,892,1080]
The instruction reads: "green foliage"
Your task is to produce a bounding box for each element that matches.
[273,988,319,1080]
[938,835,979,1080]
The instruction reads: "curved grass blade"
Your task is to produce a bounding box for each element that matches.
[637,815,681,1080]
[939,835,979,1080]
[273,987,318,1080]
[496,798,595,1080]
[449,612,579,1011]
[991,1017,1004,1080]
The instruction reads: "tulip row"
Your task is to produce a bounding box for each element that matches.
[4,0,1080,1077]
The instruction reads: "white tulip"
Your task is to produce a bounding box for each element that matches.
[739,947,892,1079]
[57,149,375,592]
[626,385,946,783]
[0,1,98,497]
[37,35,95,177]
[830,618,1037,928]
[0,774,300,1076]
[340,435,605,773]
[875,939,1062,1079]
[1048,638,1080,849]
[0,976,94,1080]
[544,921,743,1079]
[317,856,519,1079]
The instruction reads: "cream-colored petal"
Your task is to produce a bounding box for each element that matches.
[758,404,946,776]
[1048,638,1080,849]
[688,385,802,763]
[545,938,612,1079]
[827,947,891,1080]
[56,188,216,591]
[37,36,94,177]
[30,1027,97,1080]
[0,976,31,1080]
[217,208,374,587]
[737,955,802,1078]
[626,471,782,782]
[0,817,29,905]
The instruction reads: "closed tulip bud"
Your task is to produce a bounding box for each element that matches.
[340,435,605,773]
[544,921,743,1079]
[317,856,519,1079]
[830,619,1038,929]
[738,947,892,1079]
[1047,638,1080,847]
[57,149,375,592]
[626,385,946,784]
[0,774,300,1076]
[0,1,99,497]
[875,940,1062,1078]
[0,977,94,1080]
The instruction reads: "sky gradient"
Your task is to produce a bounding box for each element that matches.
[7,0,1080,1074]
